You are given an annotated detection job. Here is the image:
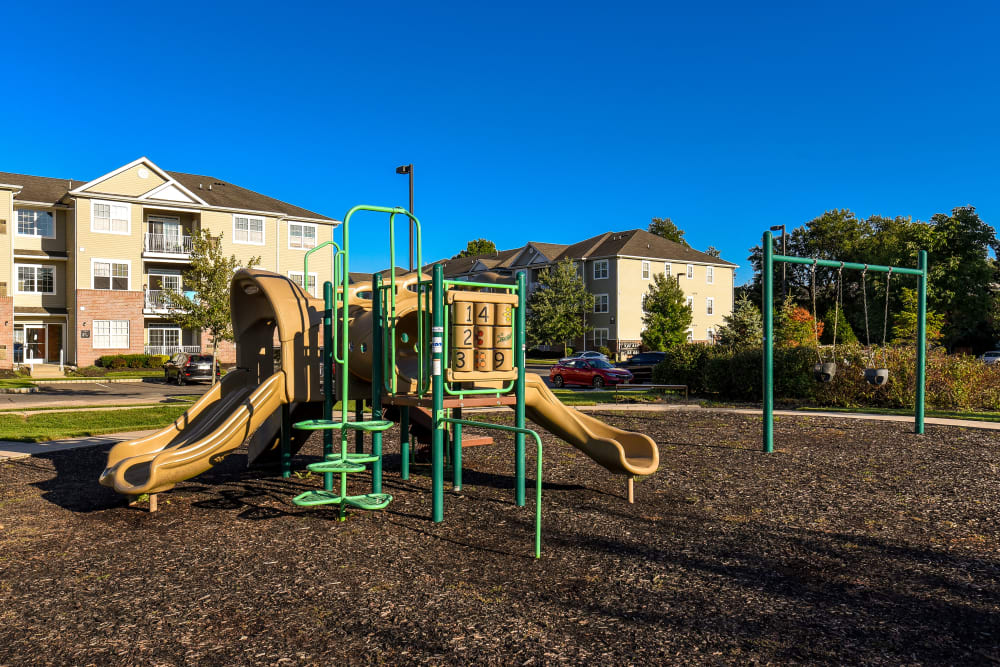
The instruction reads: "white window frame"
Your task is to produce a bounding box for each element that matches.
[288,221,318,250]
[90,199,131,235]
[641,260,650,279]
[686,264,694,279]
[685,296,694,309]
[93,320,130,349]
[707,328,715,343]
[15,264,56,295]
[706,266,714,284]
[594,293,609,313]
[592,328,609,347]
[233,214,266,245]
[593,259,609,280]
[15,208,56,239]
[91,258,131,291]
[148,271,181,292]
[686,329,694,343]
[288,271,319,297]
[147,325,181,348]
[664,262,671,277]
[706,297,714,315]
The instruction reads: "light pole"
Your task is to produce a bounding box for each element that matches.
[769,225,786,303]
[396,164,414,270]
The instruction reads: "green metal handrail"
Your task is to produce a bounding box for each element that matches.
[439,417,543,559]
[304,240,345,363]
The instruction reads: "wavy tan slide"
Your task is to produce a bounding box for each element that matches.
[99,370,289,495]
[522,373,658,476]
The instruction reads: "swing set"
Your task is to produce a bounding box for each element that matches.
[761,230,929,453]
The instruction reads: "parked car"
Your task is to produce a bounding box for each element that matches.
[615,351,666,383]
[163,353,222,384]
[549,358,632,388]
[558,350,609,363]
[979,351,1000,365]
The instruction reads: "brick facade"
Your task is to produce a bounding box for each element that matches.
[0,297,13,369]
[76,290,145,366]
[200,329,237,365]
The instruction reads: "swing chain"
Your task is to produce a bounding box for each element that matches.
[883,267,893,346]
[861,265,871,348]
[810,260,822,362]
[832,262,843,353]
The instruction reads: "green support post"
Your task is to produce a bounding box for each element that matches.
[915,250,928,434]
[514,270,527,506]
[762,232,774,453]
[355,399,365,454]
[431,263,445,522]
[280,403,291,478]
[453,421,463,491]
[400,405,410,480]
[323,280,335,491]
[371,273,384,494]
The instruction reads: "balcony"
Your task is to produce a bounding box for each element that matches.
[145,345,201,357]
[144,233,193,256]
[145,290,177,311]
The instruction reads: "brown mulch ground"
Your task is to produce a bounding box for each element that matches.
[1,410,999,665]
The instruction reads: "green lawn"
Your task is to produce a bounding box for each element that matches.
[551,388,676,406]
[0,405,191,442]
[526,358,560,366]
[0,378,36,389]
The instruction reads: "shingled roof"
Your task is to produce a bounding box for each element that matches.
[556,229,735,266]
[0,172,83,205]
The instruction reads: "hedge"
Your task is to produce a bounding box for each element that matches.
[653,343,1000,411]
[95,354,171,369]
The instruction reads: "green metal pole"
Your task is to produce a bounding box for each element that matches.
[323,281,334,491]
[515,270,527,506]
[371,273,384,494]
[915,249,928,434]
[431,263,445,522]
[762,232,774,454]
[400,405,410,480]
[280,402,291,478]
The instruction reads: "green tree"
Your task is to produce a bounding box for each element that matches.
[705,245,722,258]
[891,288,945,345]
[714,294,762,349]
[648,217,688,245]
[166,230,260,384]
[455,238,498,258]
[525,259,594,355]
[640,273,693,350]
[820,307,857,346]
[775,297,822,348]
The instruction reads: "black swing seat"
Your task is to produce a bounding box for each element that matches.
[864,368,889,386]
[813,362,837,383]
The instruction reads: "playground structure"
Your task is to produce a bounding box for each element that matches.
[761,230,929,453]
[100,205,659,557]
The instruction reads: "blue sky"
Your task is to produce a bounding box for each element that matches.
[3,1,998,282]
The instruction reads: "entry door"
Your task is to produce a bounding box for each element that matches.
[24,325,45,364]
[46,324,63,363]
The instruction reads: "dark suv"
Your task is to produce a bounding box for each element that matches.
[614,351,666,383]
[163,353,221,385]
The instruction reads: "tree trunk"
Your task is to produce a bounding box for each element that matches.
[211,336,218,387]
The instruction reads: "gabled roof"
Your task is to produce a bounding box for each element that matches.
[557,229,735,266]
[0,171,83,205]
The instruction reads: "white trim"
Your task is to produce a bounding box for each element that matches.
[69,157,210,206]
[593,259,609,280]
[685,296,694,309]
[233,213,265,245]
[146,324,182,348]
[14,253,67,262]
[92,319,130,350]
[139,181,198,204]
[14,263,57,295]
[14,207,56,239]
[14,312,68,318]
[287,221,318,250]
[706,266,714,284]
[90,199,132,235]
[90,258,132,291]
[592,328,610,347]
[664,262,671,277]
[612,253,736,269]
[706,297,714,315]
[288,271,319,297]
[641,260,650,280]
[594,293,609,313]
[686,264,694,279]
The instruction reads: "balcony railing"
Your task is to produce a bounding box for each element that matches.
[145,345,201,357]
[144,233,193,254]
[145,290,176,310]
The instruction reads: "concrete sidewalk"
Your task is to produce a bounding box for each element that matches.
[0,430,159,461]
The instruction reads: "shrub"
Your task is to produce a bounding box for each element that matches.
[97,354,163,369]
[597,345,612,358]
[151,354,170,367]
[70,366,108,377]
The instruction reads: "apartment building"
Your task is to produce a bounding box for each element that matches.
[0,158,337,370]
[438,229,736,358]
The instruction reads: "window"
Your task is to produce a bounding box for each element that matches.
[686,264,694,279]
[706,297,714,315]
[16,265,55,294]
[16,209,54,237]
[148,326,180,348]
[289,271,318,297]
[93,320,130,349]
[686,329,694,343]
[706,266,714,284]
[91,200,130,234]
[288,222,317,249]
[234,214,265,245]
[664,262,671,277]
[641,261,650,279]
[592,328,609,347]
[92,260,130,291]
[593,260,609,280]
[685,296,694,309]
[594,294,609,313]
[707,328,715,343]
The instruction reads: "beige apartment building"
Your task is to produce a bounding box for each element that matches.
[0,158,337,370]
[439,229,736,358]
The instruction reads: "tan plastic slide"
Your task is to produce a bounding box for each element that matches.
[100,269,323,496]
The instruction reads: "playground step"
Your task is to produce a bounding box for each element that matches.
[292,490,344,507]
[344,453,380,464]
[307,460,367,474]
[343,493,393,510]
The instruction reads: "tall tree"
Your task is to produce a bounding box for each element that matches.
[714,294,762,349]
[705,245,722,258]
[891,288,945,345]
[166,230,260,385]
[775,297,823,348]
[525,259,594,355]
[640,273,692,350]
[455,238,498,258]
[648,217,688,246]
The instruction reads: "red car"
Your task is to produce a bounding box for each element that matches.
[549,358,633,388]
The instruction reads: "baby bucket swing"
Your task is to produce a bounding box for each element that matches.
[861,265,891,386]
[812,260,842,383]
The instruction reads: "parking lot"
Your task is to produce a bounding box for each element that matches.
[0,379,210,409]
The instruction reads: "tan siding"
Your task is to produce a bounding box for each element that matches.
[73,196,144,291]
[276,219,336,294]
[11,207,68,254]
[13,260,67,309]
[0,191,12,297]
[83,163,165,197]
